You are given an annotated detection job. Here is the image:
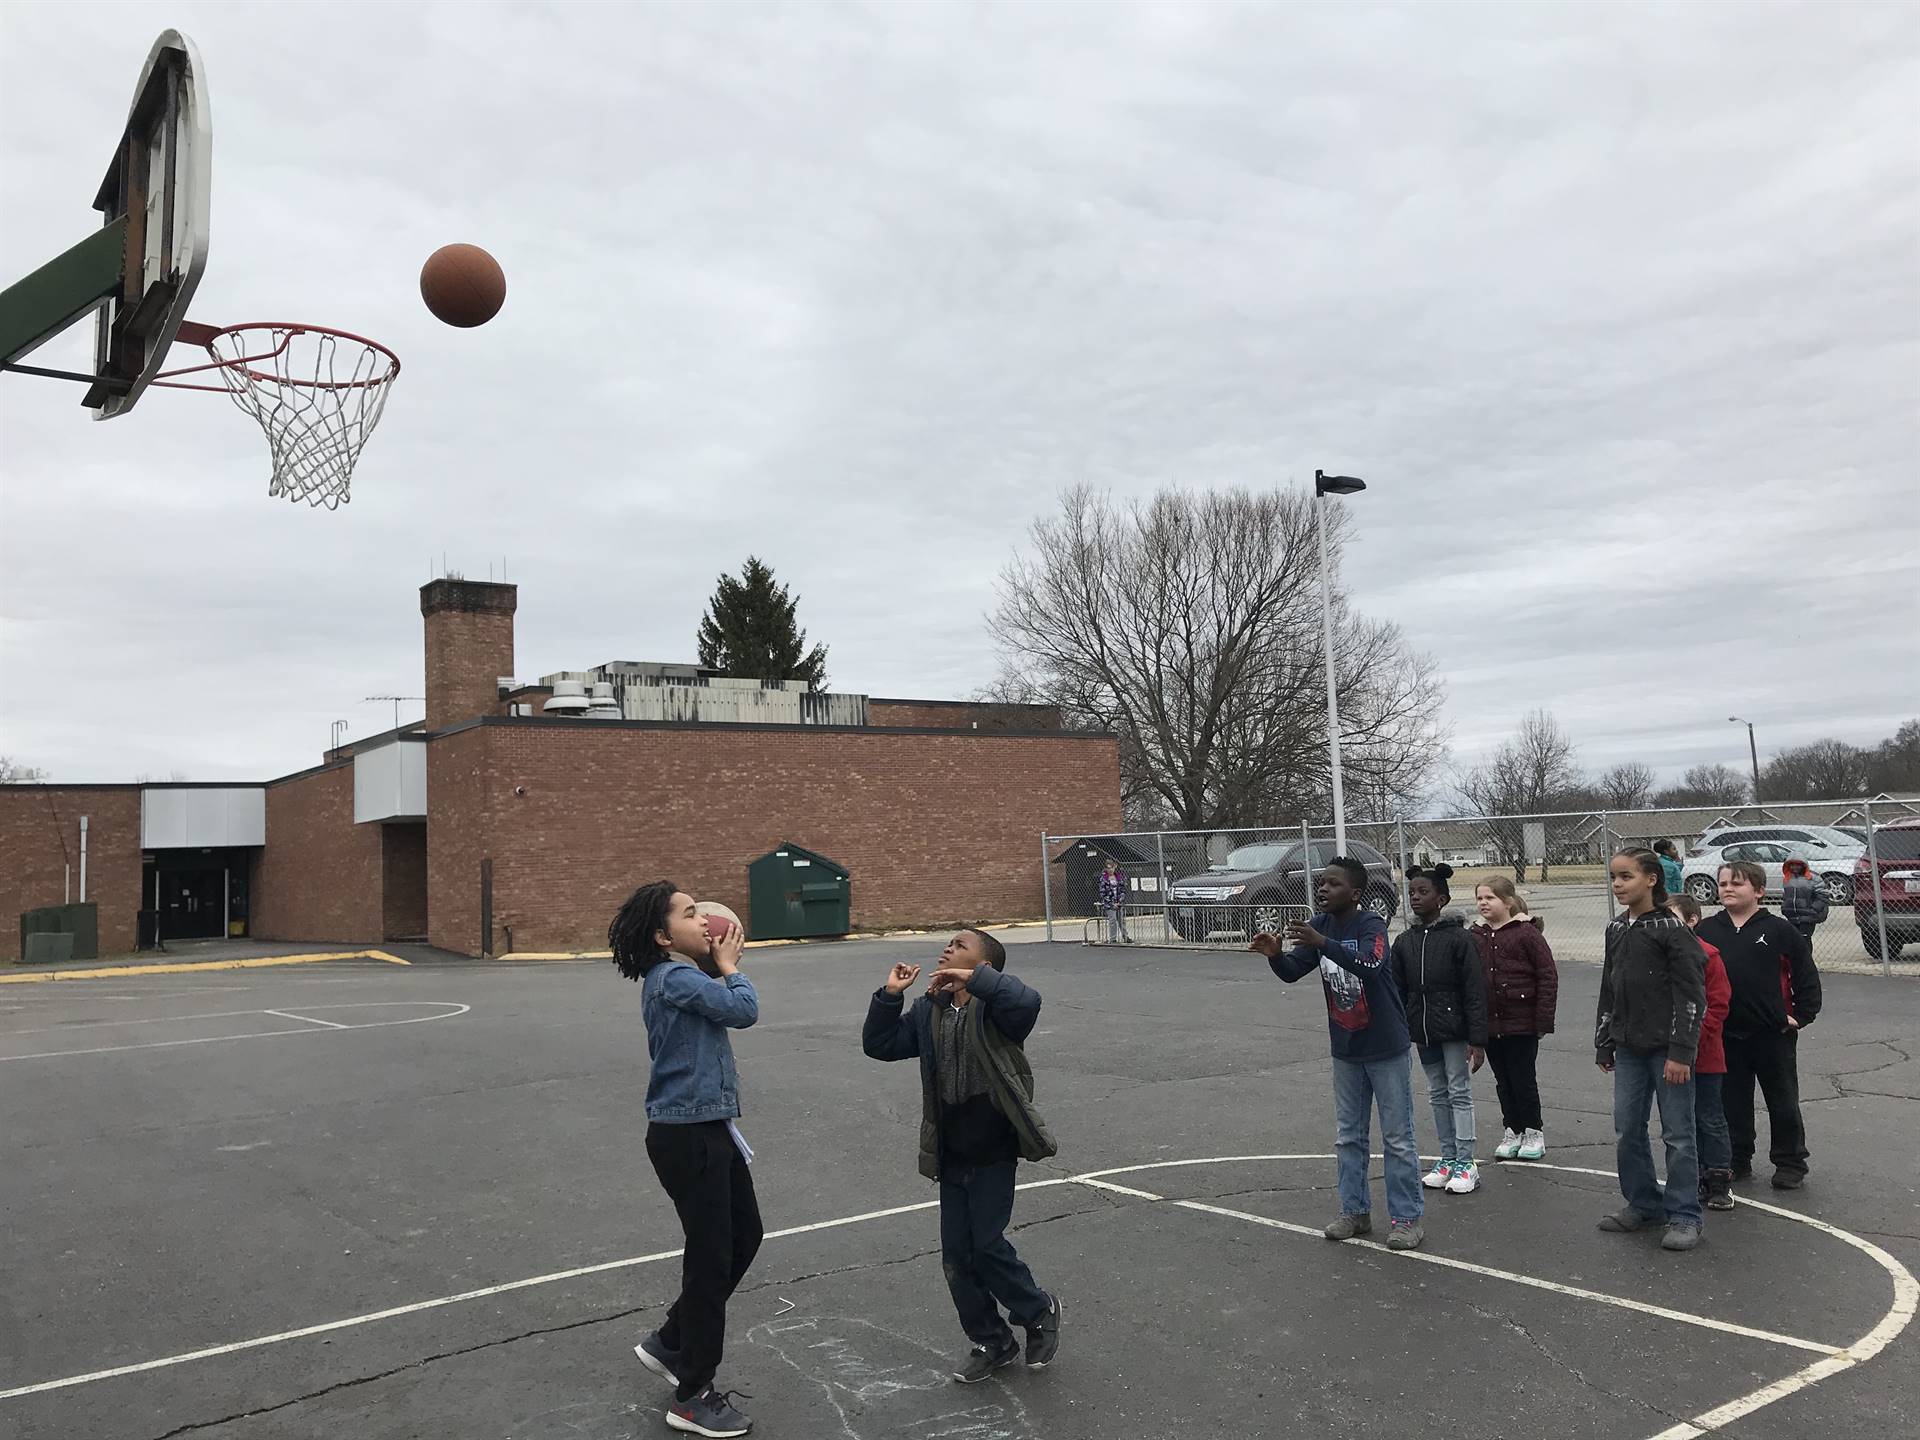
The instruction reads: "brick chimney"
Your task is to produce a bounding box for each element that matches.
[421,580,517,730]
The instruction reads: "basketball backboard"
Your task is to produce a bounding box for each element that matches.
[88,30,212,418]
[0,31,208,417]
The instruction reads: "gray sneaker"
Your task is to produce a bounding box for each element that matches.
[1025,1293,1061,1370]
[634,1330,684,1386]
[953,1336,1021,1384]
[666,1387,752,1438]
[1661,1223,1704,1252]
[1323,1212,1373,1241]
[1597,1207,1657,1233]
[1386,1219,1425,1251]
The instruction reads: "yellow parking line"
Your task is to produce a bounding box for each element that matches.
[0,950,410,984]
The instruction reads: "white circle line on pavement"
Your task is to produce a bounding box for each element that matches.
[0,1002,471,1062]
[0,1151,1906,1437]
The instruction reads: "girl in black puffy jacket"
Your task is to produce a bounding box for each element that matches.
[1392,865,1489,1194]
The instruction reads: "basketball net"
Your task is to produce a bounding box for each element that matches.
[163,323,401,509]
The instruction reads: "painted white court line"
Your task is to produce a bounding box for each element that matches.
[261,1010,348,1029]
[2,1151,1907,1433]
[5,1006,320,1036]
[1175,1198,1838,1354]
[0,1003,470,1062]
[1509,1162,1919,1440]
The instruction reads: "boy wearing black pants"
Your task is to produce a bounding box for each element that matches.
[863,927,1063,1383]
[1699,859,1822,1190]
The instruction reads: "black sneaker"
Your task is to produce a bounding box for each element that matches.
[953,1337,1021,1384]
[634,1330,684,1386]
[1770,1170,1806,1191]
[1025,1294,1062,1370]
[667,1387,752,1438]
[1597,1206,1656,1233]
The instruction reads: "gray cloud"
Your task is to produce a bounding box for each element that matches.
[3,0,1915,791]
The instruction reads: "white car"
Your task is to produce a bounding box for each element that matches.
[1682,839,1853,907]
[1694,823,1863,866]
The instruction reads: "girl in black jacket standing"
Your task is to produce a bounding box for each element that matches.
[1393,866,1489,1194]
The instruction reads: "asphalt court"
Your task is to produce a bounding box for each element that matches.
[3,941,1916,1439]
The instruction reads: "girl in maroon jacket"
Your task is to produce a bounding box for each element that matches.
[1472,876,1558,1160]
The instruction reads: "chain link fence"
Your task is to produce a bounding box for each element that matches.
[1044,794,1920,977]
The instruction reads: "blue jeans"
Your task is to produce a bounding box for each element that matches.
[1695,1072,1731,1173]
[1417,1042,1477,1164]
[1612,1049,1702,1226]
[1332,1052,1424,1223]
[939,1161,1049,1345]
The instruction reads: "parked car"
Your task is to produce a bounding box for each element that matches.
[1686,829,1858,906]
[1167,839,1398,940]
[1855,817,1920,962]
[1681,839,1852,907]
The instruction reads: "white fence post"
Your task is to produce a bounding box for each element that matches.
[1394,814,1410,921]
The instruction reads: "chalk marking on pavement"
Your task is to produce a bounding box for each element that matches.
[1,1151,1905,1434]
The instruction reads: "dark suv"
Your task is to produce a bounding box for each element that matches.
[1168,839,1399,941]
[1855,817,1920,962]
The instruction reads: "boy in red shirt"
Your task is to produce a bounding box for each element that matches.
[1669,894,1735,1210]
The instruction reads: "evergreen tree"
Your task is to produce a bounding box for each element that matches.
[696,557,829,690]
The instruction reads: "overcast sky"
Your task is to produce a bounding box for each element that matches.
[2,0,1915,797]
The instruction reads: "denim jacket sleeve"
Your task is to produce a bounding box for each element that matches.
[660,963,759,1028]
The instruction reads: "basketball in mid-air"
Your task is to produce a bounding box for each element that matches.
[419,243,506,327]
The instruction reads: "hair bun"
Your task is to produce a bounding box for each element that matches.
[1431,863,1454,880]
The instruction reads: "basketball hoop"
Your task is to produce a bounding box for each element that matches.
[157,321,401,509]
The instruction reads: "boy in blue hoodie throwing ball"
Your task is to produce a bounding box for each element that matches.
[1253,856,1425,1250]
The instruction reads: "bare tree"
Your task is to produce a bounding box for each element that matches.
[1597,761,1656,811]
[0,756,48,783]
[987,483,1448,829]
[1455,710,1583,881]
[1869,719,1920,793]
[1653,763,1751,809]
[1759,739,1872,802]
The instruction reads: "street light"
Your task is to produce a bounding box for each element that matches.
[1729,716,1762,804]
[1315,469,1368,853]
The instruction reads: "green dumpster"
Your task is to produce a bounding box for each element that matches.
[747,844,852,940]
[20,902,98,963]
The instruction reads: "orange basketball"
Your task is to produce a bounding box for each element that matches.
[420,243,506,328]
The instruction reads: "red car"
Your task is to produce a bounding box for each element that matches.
[1855,816,1920,961]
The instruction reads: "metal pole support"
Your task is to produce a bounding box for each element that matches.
[1041,832,1055,943]
[1394,815,1411,924]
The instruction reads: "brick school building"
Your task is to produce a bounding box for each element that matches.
[2,581,1120,961]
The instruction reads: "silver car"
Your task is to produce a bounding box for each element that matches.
[1682,839,1853,907]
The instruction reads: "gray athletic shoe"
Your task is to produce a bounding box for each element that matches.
[1025,1293,1062,1370]
[1324,1212,1373,1241]
[666,1387,752,1438]
[634,1330,684,1386]
[1661,1223,1704,1252]
[953,1337,1021,1384]
[1386,1219,1425,1251]
[1597,1207,1657,1233]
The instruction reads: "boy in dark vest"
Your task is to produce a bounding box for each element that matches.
[863,928,1062,1383]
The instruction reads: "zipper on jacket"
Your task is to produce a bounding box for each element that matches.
[1420,930,1430,1047]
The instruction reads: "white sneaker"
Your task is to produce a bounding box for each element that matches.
[1445,1160,1481,1194]
[1518,1128,1546,1160]
[1494,1128,1522,1160]
[1422,1161,1453,1190]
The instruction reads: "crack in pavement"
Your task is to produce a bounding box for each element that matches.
[1820,1038,1915,1099]
[1459,1298,1690,1422]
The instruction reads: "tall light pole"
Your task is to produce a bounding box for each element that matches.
[1729,716,1762,804]
[1316,469,1367,854]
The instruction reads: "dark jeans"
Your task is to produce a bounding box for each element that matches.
[647,1120,763,1399]
[1612,1048,1701,1226]
[1485,1035,1543,1132]
[1724,1030,1809,1178]
[1694,1072,1732,1172]
[940,1160,1049,1346]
